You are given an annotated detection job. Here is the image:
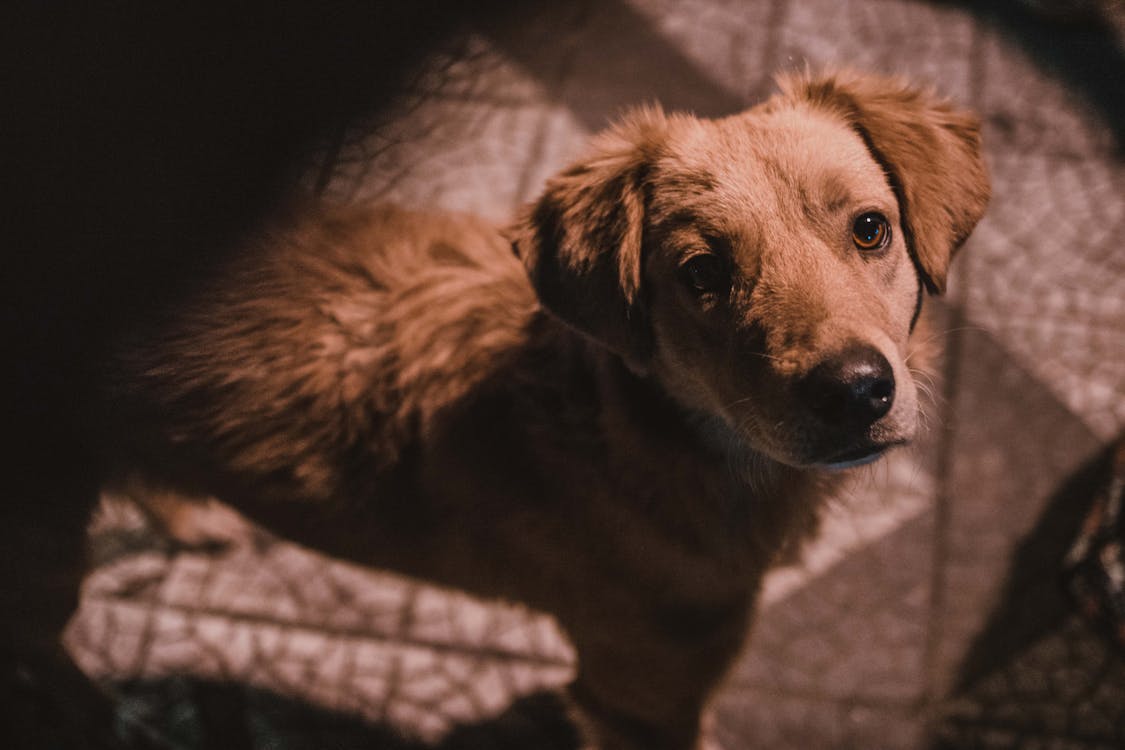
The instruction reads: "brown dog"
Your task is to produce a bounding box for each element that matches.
[101,70,989,749]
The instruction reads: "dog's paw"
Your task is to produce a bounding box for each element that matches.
[698,736,724,750]
[151,496,263,551]
[697,709,724,750]
[107,476,269,552]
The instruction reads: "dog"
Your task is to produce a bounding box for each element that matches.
[99,70,989,749]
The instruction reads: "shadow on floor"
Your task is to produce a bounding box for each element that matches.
[944,0,1124,150]
[108,678,578,750]
[932,442,1125,747]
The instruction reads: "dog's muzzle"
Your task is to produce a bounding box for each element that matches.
[795,342,898,467]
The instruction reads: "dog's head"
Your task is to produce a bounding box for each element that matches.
[512,71,989,469]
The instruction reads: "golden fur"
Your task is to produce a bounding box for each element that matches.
[101,71,989,749]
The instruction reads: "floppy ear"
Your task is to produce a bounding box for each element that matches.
[779,70,990,294]
[511,109,666,368]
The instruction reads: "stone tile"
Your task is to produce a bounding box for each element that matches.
[474,1,591,98]
[630,0,781,101]
[963,150,1125,441]
[510,105,592,208]
[774,0,977,102]
[411,34,554,107]
[929,326,1103,699]
[839,703,927,749]
[734,500,935,705]
[976,15,1119,159]
[68,514,575,745]
[483,0,744,130]
[962,7,1125,449]
[306,32,563,221]
[931,616,1125,748]
[560,0,747,120]
[712,686,923,750]
[321,96,551,222]
[757,444,936,609]
[956,443,1118,685]
[712,688,847,749]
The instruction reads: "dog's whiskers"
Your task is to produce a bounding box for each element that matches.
[905,325,988,364]
[721,394,759,412]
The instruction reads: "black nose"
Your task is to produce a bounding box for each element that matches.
[798,344,895,426]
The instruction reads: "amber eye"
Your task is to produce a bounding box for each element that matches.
[852,212,891,251]
[679,254,728,294]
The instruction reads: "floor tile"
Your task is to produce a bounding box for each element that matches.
[932,616,1125,749]
[928,326,1103,699]
[735,491,936,705]
[774,0,977,101]
[630,0,782,101]
[975,13,1120,159]
[962,150,1125,441]
[67,510,574,745]
[713,686,924,750]
[483,0,744,129]
[321,96,553,221]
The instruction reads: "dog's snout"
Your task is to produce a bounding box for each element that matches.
[799,344,895,426]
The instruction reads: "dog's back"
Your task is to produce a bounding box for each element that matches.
[104,205,537,508]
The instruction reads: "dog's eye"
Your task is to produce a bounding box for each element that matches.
[852,212,891,251]
[679,254,727,294]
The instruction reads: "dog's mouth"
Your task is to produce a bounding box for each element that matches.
[811,440,904,471]
[713,405,909,471]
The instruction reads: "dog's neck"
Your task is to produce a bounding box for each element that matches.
[544,326,828,569]
[557,323,800,493]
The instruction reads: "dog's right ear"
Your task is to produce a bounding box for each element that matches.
[510,109,667,369]
[778,70,990,294]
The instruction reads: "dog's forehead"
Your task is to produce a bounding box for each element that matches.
[656,107,893,221]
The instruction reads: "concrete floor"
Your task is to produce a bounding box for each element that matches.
[65,1,1125,747]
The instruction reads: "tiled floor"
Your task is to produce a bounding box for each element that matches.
[64,1,1124,747]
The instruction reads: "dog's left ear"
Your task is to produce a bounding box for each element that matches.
[510,109,666,369]
[780,70,990,294]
